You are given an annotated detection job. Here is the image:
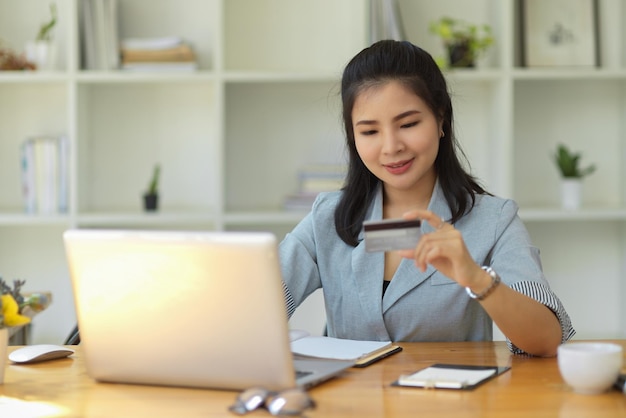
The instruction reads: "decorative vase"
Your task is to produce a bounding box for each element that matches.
[24,41,57,71]
[0,328,8,384]
[143,193,159,212]
[561,178,582,210]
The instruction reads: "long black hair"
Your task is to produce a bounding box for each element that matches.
[335,40,487,246]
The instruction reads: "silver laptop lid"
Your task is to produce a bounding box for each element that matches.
[64,229,297,390]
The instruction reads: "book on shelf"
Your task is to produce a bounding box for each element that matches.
[57,135,69,213]
[121,43,195,63]
[104,0,120,69]
[298,164,345,193]
[283,193,319,211]
[81,0,96,69]
[20,135,69,215]
[120,37,197,72]
[283,163,346,211]
[81,0,120,70]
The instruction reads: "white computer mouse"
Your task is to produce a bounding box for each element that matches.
[9,344,75,364]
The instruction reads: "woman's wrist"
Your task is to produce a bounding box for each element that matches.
[465,267,501,301]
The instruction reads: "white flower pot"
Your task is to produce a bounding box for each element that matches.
[25,41,57,71]
[561,178,582,210]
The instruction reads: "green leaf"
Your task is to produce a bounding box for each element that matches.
[553,144,595,178]
[36,3,57,42]
[147,164,161,195]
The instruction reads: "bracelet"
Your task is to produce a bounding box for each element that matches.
[465,266,501,301]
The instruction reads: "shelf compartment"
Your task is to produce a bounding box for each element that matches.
[513,79,625,208]
[224,0,367,73]
[224,81,345,212]
[0,83,68,214]
[398,0,505,70]
[0,0,70,72]
[81,0,219,71]
[76,81,219,214]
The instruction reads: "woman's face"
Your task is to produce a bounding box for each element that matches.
[352,80,441,197]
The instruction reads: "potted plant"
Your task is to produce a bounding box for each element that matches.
[0,43,36,70]
[429,16,494,68]
[143,164,161,212]
[0,277,50,383]
[553,144,596,210]
[25,2,57,71]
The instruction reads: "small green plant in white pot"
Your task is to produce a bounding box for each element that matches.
[553,144,595,210]
[25,2,57,71]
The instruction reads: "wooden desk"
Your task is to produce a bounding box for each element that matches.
[2,341,625,417]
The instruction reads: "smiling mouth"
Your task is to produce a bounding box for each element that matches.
[384,159,412,168]
[383,158,414,175]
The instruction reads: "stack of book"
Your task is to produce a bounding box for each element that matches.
[20,136,69,215]
[120,37,197,72]
[283,164,346,211]
[82,0,120,70]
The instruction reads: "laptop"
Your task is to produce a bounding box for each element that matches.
[63,229,353,391]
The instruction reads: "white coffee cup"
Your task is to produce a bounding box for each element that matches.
[557,342,623,395]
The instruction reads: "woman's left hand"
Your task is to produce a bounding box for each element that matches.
[397,209,484,289]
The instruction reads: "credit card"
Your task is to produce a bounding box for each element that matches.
[363,219,422,252]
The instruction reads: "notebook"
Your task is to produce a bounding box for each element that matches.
[63,229,354,391]
[392,364,511,390]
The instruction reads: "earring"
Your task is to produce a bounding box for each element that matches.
[439,131,444,138]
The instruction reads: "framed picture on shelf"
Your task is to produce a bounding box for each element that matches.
[520,0,599,67]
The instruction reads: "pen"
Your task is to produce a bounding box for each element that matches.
[614,374,626,393]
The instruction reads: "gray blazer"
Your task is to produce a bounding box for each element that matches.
[279,182,574,349]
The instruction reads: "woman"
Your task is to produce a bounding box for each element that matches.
[279,40,574,357]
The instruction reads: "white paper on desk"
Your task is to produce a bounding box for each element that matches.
[291,336,391,360]
[398,366,496,388]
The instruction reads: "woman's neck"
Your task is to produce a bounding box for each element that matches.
[382,173,436,219]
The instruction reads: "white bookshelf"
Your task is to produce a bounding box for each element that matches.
[0,0,624,343]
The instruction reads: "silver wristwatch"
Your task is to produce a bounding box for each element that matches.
[465,266,501,301]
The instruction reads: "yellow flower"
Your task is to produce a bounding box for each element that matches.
[1,294,31,327]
